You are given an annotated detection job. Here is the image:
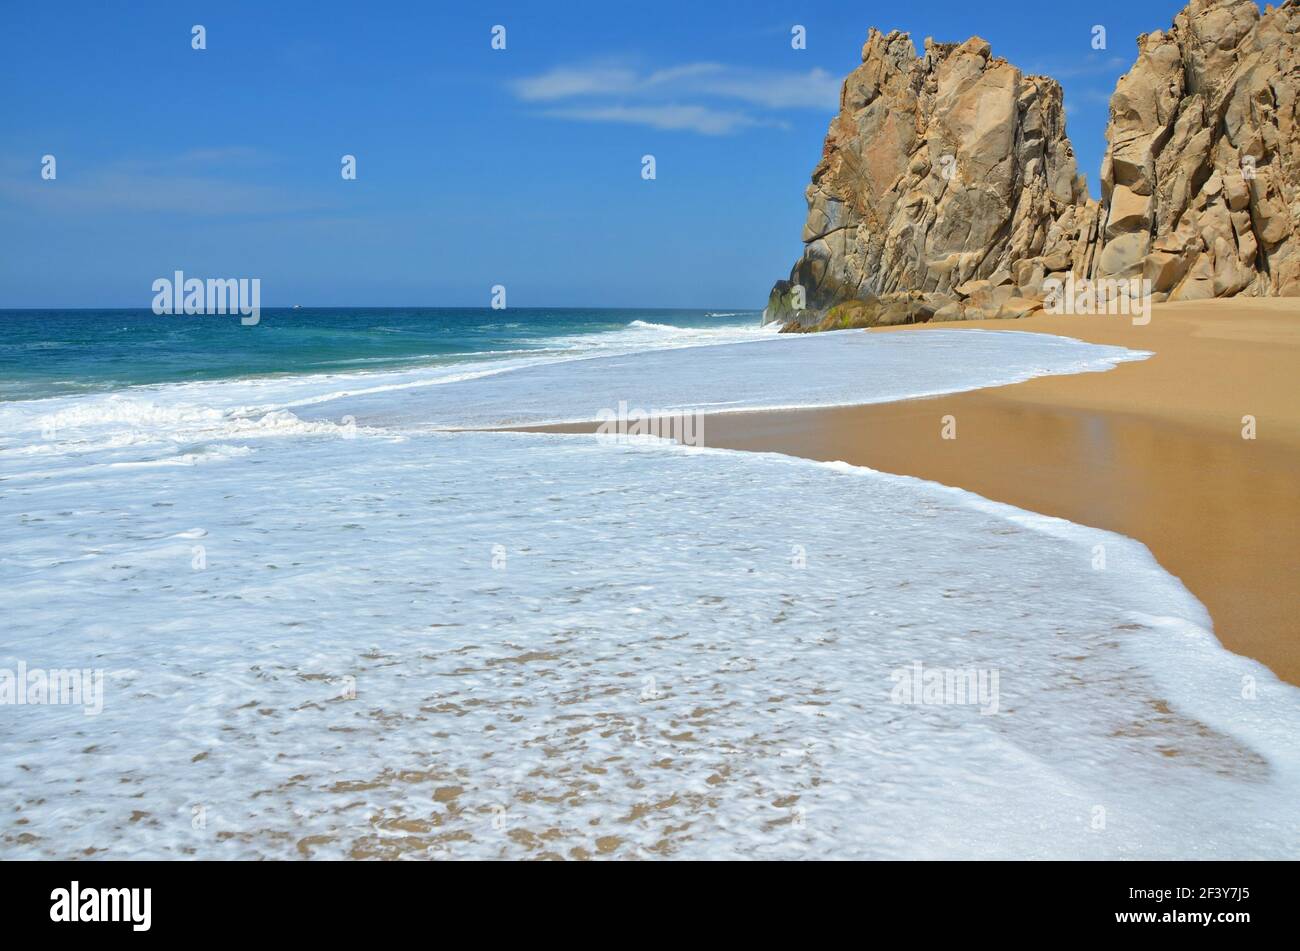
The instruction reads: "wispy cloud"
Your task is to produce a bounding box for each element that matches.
[686,67,840,109]
[541,104,779,135]
[512,60,839,135]
[514,65,642,101]
[1026,55,1130,80]
[0,151,330,217]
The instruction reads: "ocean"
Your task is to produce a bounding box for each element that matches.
[2,307,1298,859]
[0,307,772,403]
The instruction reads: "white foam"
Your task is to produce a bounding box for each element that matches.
[4,323,1290,860]
[0,315,776,457]
[298,328,1150,430]
[0,328,1146,473]
[2,431,1297,859]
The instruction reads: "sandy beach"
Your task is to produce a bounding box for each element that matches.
[533,300,1300,686]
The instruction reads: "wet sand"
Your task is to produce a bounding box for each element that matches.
[530,300,1300,685]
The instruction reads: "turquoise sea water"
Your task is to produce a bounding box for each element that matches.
[0,307,763,401]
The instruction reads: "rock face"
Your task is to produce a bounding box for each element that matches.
[767,0,1300,330]
[765,30,1090,328]
[1093,0,1300,300]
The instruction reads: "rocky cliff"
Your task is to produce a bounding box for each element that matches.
[766,0,1300,330]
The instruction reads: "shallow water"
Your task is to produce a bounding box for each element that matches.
[3,318,1295,859]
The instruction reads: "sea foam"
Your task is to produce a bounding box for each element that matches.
[3,327,1295,859]
[2,431,1298,859]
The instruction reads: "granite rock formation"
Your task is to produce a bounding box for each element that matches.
[766,0,1300,330]
[1093,0,1300,300]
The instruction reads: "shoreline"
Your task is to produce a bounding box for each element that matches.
[527,299,1300,687]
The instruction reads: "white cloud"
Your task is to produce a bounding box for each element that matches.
[512,60,839,134]
[1027,55,1130,79]
[514,66,641,101]
[690,67,840,109]
[541,104,777,136]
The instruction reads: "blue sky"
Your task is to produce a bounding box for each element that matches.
[1,1,1227,308]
